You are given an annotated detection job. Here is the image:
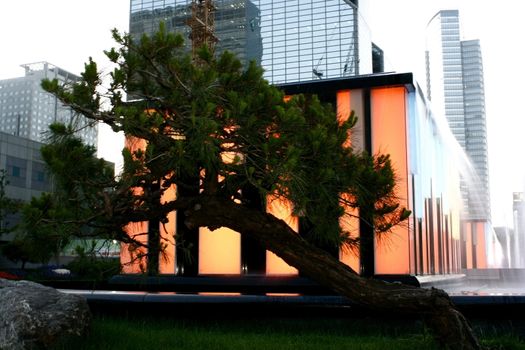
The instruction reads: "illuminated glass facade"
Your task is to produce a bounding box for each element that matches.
[426,10,491,223]
[282,74,477,274]
[129,0,372,84]
[121,71,489,276]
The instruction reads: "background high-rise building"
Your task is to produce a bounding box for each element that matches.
[425,10,490,223]
[461,39,490,220]
[0,62,98,146]
[130,0,263,67]
[129,0,373,84]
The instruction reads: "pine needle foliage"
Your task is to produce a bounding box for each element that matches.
[39,24,410,263]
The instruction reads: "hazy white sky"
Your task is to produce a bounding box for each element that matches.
[0,0,520,227]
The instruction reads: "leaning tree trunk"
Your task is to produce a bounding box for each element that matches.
[184,196,481,350]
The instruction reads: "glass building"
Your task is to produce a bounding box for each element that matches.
[121,72,493,275]
[0,62,98,147]
[122,3,495,275]
[129,0,373,84]
[425,10,491,224]
[130,0,263,67]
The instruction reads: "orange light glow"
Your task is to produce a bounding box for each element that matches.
[159,178,177,274]
[336,90,363,272]
[199,227,241,274]
[121,136,149,273]
[121,221,149,273]
[121,134,179,274]
[339,193,360,272]
[336,90,351,125]
[266,195,299,275]
[464,221,487,269]
[475,222,487,268]
[266,293,301,297]
[370,87,410,274]
[198,292,242,296]
[337,90,352,149]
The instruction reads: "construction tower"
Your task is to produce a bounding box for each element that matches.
[186,0,218,58]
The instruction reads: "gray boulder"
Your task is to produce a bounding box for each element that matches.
[0,278,91,349]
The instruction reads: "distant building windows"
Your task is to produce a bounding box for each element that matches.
[6,156,27,188]
[31,161,50,191]
[12,166,20,177]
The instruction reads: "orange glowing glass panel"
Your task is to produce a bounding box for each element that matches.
[121,221,149,273]
[266,195,299,275]
[159,179,177,274]
[266,293,301,297]
[339,193,360,272]
[198,292,241,296]
[198,170,242,274]
[337,90,352,149]
[336,90,351,125]
[121,133,179,274]
[121,136,149,273]
[475,222,487,268]
[370,87,410,274]
[336,90,360,272]
[198,227,241,274]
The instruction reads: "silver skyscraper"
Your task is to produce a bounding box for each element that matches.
[426,10,490,223]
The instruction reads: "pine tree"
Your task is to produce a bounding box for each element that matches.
[39,25,481,349]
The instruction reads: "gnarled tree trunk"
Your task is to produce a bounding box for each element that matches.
[184,196,481,350]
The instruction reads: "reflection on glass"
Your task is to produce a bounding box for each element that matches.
[130,0,372,84]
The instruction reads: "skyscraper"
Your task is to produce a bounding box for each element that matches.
[461,39,490,221]
[425,10,490,224]
[130,0,263,68]
[129,0,373,84]
[0,62,98,146]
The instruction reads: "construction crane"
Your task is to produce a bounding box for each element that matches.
[342,9,359,77]
[186,0,218,59]
[342,41,357,76]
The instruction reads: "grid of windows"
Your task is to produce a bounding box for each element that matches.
[0,62,98,146]
[129,0,366,84]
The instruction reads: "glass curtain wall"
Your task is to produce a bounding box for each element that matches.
[129,0,372,84]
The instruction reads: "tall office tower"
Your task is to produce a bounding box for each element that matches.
[426,10,490,224]
[0,62,98,146]
[461,39,490,221]
[129,0,373,84]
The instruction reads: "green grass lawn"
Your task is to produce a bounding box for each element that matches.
[51,313,525,350]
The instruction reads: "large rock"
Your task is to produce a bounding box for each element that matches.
[0,278,91,349]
